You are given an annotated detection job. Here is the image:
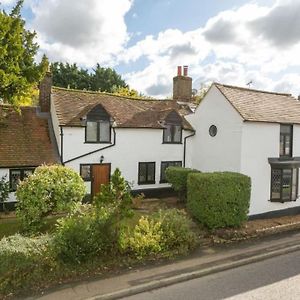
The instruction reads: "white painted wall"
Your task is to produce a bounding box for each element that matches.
[187,85,244,172]
[50,96,61,151]
[0,168,16,202]
[64,127,191,192]
[241,122,300,215]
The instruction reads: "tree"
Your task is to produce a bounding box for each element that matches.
[51,62,128,93]
[0,1,47,107]
[193,83,210,104]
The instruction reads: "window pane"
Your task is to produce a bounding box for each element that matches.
[86,121,97,142]
[81,165,91,181]
[282,169,292,200]
[147,163,155,182]
[99,121,110,142]
[23,169,33,178]
[139,163,147,183]
[10,170,21,191]
[280,135,284,156]
[161,162,168,182]
[285,135,291,156]
[173,125,181,142]
[271,169,281,199]
[280,125,291,134]
[292,168,298,200]
[164,125,172,142]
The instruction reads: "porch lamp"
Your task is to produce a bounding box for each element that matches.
[80,116,87,126]
[100,155,104,163]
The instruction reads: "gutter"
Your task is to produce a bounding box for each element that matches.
[183,130,195,167]
[63,127,117,165]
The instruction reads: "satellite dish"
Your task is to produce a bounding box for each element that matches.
[192,88,198,96]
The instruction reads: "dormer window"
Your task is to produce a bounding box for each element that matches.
[85,105,111,143]
[163,124,182,143]
[162,111,182,144]
[280,124,293,158]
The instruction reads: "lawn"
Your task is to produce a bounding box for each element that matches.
[0,215,60,239]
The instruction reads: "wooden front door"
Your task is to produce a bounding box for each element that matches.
[91,164,111,197]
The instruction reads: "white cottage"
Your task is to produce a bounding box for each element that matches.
[187,83,300,217]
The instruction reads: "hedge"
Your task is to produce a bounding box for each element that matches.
[187,172,251,229]
[165,167,200,201]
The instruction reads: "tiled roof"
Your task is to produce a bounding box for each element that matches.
[214,83,300,124]
[0,106,59,167]
[52,87,194,130]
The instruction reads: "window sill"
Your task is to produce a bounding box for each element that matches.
[269,198,297,203]
[162,142,182,144]
[84,141,112,144]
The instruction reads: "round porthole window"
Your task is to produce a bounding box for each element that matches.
[209,125,217,137]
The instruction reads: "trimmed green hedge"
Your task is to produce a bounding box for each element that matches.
[187,172,251,229]
[165,167,200,201]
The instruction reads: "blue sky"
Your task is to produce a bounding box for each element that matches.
[2,0,300,97]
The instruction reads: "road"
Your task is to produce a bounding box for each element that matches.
[122,249,300,300]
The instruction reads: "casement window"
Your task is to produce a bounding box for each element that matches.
[86,120,111,143]
[138,162,155,185]
[160,161,182,183]
[280,124,293,158]
[80,164,91,181]
[85,104,111,143]
[271,168,298,202]
[9,168,34,192]
[163,124,182,143]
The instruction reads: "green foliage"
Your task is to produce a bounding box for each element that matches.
[120,209,197,259]
[16,165,86,233]
[165,167,200,201]
[94,168,133,226]
[0,234,54,294]
[187,172,251,229]
[0,1,47,106]
[52,203,115,264]
[0,175,9,203]
[120,215,163,258]
[154,209,197,254]
[51,62,128,93]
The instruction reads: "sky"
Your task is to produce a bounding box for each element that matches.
[2,0,300,97]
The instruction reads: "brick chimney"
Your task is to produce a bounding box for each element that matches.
[39,71,52,112]
[173,65,192,102]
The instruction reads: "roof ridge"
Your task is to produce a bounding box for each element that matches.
[214,82,292,97]
[52,86,172,102]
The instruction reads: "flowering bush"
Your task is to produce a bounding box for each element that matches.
[16,165,86,233]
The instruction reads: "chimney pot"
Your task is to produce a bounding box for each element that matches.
[183,65,188,76]
[177,66,182,76]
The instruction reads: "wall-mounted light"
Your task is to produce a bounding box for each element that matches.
[80,116,87,126]
[100,155,104,163]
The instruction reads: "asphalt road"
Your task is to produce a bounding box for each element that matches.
[122,249,300,300]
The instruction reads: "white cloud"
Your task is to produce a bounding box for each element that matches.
[30,0,133,67]
[119,0,300,97]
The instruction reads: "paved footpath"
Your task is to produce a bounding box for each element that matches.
[27,231,300,300]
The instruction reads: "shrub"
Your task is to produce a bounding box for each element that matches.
[0,234,54,294]
[52,203,116,264]
[16,165,86,233]
[94,168,133,235]
[119,216,163,259]
[154,209,197,253]
[0,175,10,212]
[120,209,197,258]
[187,172,251,229]
[165,167,200,201]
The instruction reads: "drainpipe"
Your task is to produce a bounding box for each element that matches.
[183,130,195,167]
[60,126,64,165]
